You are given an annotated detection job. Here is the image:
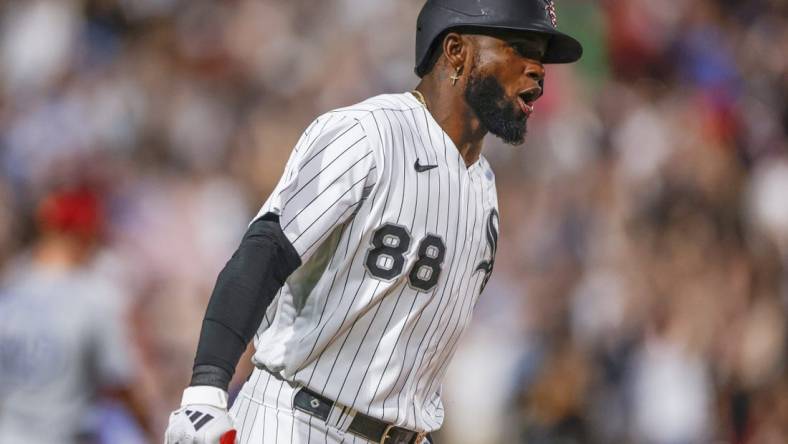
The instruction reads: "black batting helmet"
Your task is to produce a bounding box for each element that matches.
[415,0,583,76]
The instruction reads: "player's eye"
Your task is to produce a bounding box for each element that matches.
[511,42,543,61]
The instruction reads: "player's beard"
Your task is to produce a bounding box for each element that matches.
[465,70,527,146]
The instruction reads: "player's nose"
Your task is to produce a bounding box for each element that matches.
[524,62,545,84]
[520,64,545,103]
[521,63,545,100]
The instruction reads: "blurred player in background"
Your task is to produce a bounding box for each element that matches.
[164,0,582,443]
[0,185,152,443]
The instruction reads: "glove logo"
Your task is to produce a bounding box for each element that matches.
[543,0,558,28]
[184,409,214,431]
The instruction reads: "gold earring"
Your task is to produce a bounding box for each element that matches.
[450,66,461,86]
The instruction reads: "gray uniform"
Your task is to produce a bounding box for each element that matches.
[0,259,133,444]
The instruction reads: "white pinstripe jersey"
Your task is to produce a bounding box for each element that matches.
[250,92,499,432]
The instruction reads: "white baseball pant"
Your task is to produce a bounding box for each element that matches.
[229,368,370,444]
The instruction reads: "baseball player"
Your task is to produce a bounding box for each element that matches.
[165,0,582,443]
[0,187,152,443]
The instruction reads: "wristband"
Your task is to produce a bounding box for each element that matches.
[181,385,229,409]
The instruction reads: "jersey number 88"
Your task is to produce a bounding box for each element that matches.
[364,223,446,291]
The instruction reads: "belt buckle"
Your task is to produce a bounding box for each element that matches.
[379,424,395,444]
[379,425,427,444]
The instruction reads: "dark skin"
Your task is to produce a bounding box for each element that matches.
[415,30,548,167]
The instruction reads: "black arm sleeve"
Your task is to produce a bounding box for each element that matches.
[190,213,301,391]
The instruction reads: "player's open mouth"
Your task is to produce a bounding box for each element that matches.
[517,97,534,118]
[517,88,540,118]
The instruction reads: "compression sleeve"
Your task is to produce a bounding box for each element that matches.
[190,213,301,390]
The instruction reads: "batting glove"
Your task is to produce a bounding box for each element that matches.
[165,386,237,444]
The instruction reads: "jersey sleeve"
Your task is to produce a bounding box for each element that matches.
[255,113,378,262]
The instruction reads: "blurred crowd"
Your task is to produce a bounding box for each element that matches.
[0,0,786,443]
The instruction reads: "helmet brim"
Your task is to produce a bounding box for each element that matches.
[532,28,583,64]
[463,23,583,64]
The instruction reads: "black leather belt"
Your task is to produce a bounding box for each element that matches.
[293,386,430,444]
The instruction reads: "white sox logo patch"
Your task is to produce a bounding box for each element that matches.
[543,0,558,28]
[475,209,499,293]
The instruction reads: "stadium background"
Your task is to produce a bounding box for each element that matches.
[0,0,786,443]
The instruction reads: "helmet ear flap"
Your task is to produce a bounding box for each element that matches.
[416,29,450,78]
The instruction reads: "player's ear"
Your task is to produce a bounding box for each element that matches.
[442,32,469,77]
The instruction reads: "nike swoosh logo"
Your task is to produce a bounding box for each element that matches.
[414,159,438,173]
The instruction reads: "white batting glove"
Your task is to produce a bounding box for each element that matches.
[164,386,237,444]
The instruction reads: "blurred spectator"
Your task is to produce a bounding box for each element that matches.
[0,185,152,443]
